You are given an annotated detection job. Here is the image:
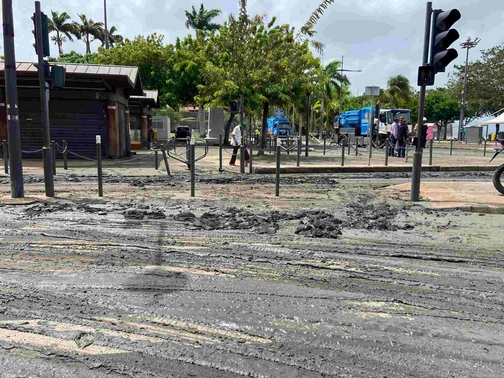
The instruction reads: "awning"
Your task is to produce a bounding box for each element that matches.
[479,113,504,125]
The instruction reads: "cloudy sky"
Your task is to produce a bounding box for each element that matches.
[2,0,504,94]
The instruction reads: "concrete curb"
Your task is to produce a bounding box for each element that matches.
[253,165,498,174]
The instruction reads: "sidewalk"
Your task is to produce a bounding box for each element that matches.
[385,182,504,213]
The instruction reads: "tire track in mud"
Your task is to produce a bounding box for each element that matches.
[0,204,504,377]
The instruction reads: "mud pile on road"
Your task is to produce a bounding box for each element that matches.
[293,201,414,239]
[344,201,410,231]
[294,210,343,239]
[123,206,166,219]
[174,207,278,234]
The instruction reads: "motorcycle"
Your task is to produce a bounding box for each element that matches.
[491,139,504,194]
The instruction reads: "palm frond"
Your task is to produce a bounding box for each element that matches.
[296,0,334,40]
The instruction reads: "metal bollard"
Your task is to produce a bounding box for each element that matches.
[367,136,372,167]
[249,140,253,174]
[3,140,8,174]
[63,140,68,170]
[154,142,159,170]
[186,139,190,168]
[51,140,56,175]
[429,139,433,165]
[341,137,346,167]
[450,139,453,155]
[240,145,245,174]
[348,138,351,155]
[405,141,409,163]
[484,138,487,157]
[384,139,389,167]
[219,134,223,172]
[161,144,171,176]
[190,139,195,197]
[269,136,272,154]
[297,138,301,167]
[323,135,326,155]
[96,135,103,197]
[355,138,359,156]
[275,145,280,197]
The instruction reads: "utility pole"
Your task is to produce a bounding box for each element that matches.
[410,4,461,201]
[34,1,54,197]
[2,0,24,198]
[338,55,362,114]
[104,0,109,49]
[458,37,480,141]
[411,2,433,202]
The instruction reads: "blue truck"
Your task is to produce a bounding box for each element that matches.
[333,107,412,143]
[267,117,292,138]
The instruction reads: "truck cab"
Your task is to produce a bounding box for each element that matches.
[378,108,413,135]
[268,117,292,138]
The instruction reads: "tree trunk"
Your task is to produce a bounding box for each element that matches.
[320,94,325,136]
[85,34,91,54]
[259,101,269,154]
[224,113,235,146]
[443,122,448,140]
[57,32,63,56]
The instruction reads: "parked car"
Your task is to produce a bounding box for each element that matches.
[175,126,191,139]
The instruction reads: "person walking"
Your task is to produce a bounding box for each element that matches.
[389,118,399,156]
[229,123,250,166]
[397,119,408,158]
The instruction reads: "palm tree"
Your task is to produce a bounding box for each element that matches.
[385,75,412,108]
[95,26,124,48]
[322,60,351,100]
[184,4,221,31]
[48,11,80,56]
[73,14,104,54]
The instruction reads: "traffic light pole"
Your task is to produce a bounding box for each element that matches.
[2,0,24,198]
[35,1,54,197]
[411,1,432,202]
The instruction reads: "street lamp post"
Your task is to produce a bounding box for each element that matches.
[338,56,362,113]
[104,0,109,49]
[458,37,480,141]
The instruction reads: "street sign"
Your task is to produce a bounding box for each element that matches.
[364,86,380,96]
[418,65,435,86]
[274,109,284,118]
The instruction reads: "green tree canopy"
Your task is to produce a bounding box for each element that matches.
[425,88,459,140]
[48,50,96,64]
[447,44,504,119]
[94,34,173,106]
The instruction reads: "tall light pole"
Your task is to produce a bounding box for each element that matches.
[2,0,24,197]
[458,37,480,140]
[104,0,109,49]
[338,56,362,113]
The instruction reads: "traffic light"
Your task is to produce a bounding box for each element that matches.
[431,9,461,73]
[51,65,66,88]
[229,100,239,114]
[31,12,50,57]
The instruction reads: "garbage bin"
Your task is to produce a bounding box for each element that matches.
[491,133,496,141]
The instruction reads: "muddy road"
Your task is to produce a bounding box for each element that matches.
[0,173,503,377]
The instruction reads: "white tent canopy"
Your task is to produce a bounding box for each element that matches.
[479,112,504,125]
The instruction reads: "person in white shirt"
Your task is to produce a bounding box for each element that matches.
[229,124,249,166]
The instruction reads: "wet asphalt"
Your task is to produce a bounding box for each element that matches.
[0,172,503,377]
